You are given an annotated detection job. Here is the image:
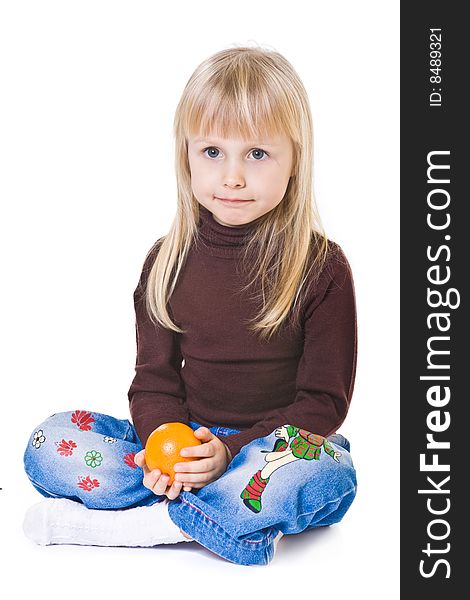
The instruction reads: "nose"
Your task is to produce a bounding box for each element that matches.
[223,160,245,188]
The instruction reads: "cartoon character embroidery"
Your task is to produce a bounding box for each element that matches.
[240,424,341,514]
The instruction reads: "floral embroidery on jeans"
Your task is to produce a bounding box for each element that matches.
[124,452,137,469]
[71,410,95,431]
[103,436,117,444]
[85,450,103,468]
[55,439,77,456]
[32,430,46,449]
[77,475,100,491]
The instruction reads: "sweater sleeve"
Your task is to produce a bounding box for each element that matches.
[219,244,357,460]
[128,241,189,446]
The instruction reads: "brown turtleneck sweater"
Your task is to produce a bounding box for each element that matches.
[128,204,357,460]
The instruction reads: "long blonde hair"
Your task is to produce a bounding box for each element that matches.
[143,45,329,341]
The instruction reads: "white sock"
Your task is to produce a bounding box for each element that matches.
[274,530,283,548]
[23,498,194,547]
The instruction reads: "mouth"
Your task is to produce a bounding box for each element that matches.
[215,197,254,204]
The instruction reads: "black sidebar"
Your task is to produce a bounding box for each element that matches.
[401,3,466,596]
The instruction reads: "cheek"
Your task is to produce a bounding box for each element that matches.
[191,167,208,190]
[263,171,289,201]
[189,159,211,185]
[190,165,215,200]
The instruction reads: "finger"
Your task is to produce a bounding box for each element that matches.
[195,426,213,437]
[182,481,202,490]
[134,451,152,476]
[152,473,171,496]
[174,468,215,484]
[193,427,214,443]
[174,458,213,475]
[166,479,183,500]
[134,450,146,466]
[140,463,151,477]
[180,440,216,460]
[144,468,163,490]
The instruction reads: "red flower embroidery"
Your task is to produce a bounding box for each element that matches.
[77,475,100,491]
[124,452,137,469]
[55,439,77,456]
[71,410,95,431]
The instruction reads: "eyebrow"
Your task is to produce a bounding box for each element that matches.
[192,137,279,147]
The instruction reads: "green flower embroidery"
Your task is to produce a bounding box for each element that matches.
[85,450,103,468]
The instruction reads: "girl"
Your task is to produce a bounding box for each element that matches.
[23,45,358,566]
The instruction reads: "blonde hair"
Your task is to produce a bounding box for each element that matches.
[143,45,329,341]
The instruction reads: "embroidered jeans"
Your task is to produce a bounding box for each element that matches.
[23,410,357,566]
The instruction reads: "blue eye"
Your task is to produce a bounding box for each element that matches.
[202,146,268,160]
[203,147,220,158]
[250,148,268,160]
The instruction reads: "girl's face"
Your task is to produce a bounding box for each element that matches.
[187,132,294,227]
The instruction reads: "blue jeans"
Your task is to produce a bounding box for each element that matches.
[23,410,357,566]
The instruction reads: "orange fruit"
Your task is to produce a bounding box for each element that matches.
[144,422,202,485]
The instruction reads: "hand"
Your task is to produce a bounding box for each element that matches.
[134,449,191,500]
[275,425,289,442]
[172,427,231,490]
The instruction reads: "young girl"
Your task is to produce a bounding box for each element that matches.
[23,45,358,566]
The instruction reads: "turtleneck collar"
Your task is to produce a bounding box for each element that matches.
[196,204,259,258]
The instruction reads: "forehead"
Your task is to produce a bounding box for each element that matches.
[186,112,287,143]
[189,132,289,146]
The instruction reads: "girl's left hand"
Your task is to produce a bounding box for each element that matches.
[173,427,232,490]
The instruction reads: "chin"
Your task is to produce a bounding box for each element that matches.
[216,216,247,227]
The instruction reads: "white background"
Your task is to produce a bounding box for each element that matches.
[0,0,399,596]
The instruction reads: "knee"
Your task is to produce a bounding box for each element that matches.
[23,411,88,500]
[330,449,357,492]
[24,413,56,475]
[23,411,73,479]
[306,450,357,501]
